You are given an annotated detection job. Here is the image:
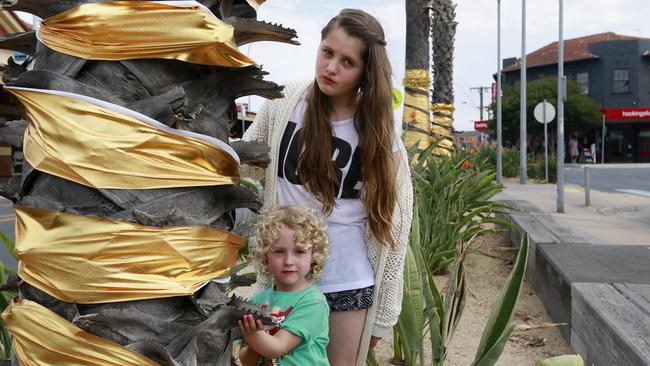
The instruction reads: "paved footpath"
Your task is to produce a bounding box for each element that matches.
[494,179,650,246]
[493,178,650,366]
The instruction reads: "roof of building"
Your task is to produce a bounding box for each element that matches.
[503,32,648,72]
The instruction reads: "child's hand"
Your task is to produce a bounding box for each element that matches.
[238,314,265,338]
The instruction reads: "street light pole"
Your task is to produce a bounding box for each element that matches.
[556,0,566,213]
[496,0,503,184]
[520,0,527,184]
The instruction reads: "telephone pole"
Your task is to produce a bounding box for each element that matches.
[470,86,491,120]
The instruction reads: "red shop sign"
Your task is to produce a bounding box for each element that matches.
[474,120,489,131]
[601,108,650,121]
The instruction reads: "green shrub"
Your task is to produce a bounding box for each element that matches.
[527,154,557,183]
[502,147,520,177]
[408,142,511,274]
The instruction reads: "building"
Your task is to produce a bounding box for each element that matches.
[454,130,490,150]
[0,12,30,177]
[230,103,256,139]
[500,32,650,163]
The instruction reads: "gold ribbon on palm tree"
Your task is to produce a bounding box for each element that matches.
[431,103,455,155]
[37,1,253,67]
[402,69,432,150]
[6,86,240,189]
[15,206,244,304]
[2,299,159,366]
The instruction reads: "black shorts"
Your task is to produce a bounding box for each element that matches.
[324,286,374,312]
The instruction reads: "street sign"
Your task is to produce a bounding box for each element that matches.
[474,120,489,131]
[236,103,247,120]
[534,101,555,124]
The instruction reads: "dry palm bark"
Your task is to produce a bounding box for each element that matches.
[402,0,432,151]
[0,1,295,365]
[430,0,457,154]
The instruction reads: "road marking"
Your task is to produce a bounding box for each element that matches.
[564,187,580,193]
[615,189,650,198]
[0,217,15,223]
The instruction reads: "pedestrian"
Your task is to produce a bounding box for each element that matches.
[569,134,579,163]
[239,206,330,366]
[243,8,413,366]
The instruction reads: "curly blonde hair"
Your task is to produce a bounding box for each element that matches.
[249,206,330,282]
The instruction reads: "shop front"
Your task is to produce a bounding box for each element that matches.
[601,108,650,163]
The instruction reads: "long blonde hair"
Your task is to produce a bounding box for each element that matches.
[298,9,397,247]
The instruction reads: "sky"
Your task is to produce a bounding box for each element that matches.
[239,0,650,132]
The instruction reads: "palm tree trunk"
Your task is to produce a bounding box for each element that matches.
[430,0,458,155]
[402,0,432,152]
[0,1,295,364]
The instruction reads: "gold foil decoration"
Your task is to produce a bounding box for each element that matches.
[15,206,244,304]
[402,69,432,151]
[431,103,455,156]
[38,1,253,67]
[6,87,240,189]
[432,103,455,128]
[402,69,431,89]
[2,299,159,366]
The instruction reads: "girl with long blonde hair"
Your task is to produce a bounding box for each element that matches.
[244,9,413,365]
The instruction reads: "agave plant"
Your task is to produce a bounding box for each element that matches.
[0,1,295,364]
[379,144,521,366]
[393,232,529,366]
[0,233,16,360]
[535,355,584,366]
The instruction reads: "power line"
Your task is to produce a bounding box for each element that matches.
[470,86,491,120]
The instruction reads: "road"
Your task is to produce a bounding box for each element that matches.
[565,166,650,198]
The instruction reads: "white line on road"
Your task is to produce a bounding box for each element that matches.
[615,189,650,198]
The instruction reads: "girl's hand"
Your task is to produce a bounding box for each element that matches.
[238,314,265,338]
[369,336,381,348]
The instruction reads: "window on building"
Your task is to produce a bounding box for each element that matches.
[576,72,589,94]
[613,68,630,93]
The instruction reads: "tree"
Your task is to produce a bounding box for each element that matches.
[430,0,457,155]
[402,0,432,151]
[489,77,601,149]
[0,1,294,364]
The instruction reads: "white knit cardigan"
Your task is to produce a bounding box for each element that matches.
[242,80,413,366]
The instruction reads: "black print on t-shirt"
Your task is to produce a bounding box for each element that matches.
[278,121,363,199]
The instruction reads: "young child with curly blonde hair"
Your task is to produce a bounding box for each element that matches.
[238,205,330,366]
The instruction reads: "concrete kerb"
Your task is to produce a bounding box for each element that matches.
[571,283,650,366]
[497,199,650,365]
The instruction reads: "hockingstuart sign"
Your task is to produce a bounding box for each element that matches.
[601,108,650,121]
[474,120,489,131]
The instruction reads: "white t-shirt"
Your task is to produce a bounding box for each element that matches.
[275,96,373,293]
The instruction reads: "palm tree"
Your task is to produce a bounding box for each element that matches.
[0,1,295,364]
[402,0,432,151]
[430,0,458,155]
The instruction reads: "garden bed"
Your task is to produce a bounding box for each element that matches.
[373,231,573,365]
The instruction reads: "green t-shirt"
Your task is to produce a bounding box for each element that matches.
[250,284,330,366]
